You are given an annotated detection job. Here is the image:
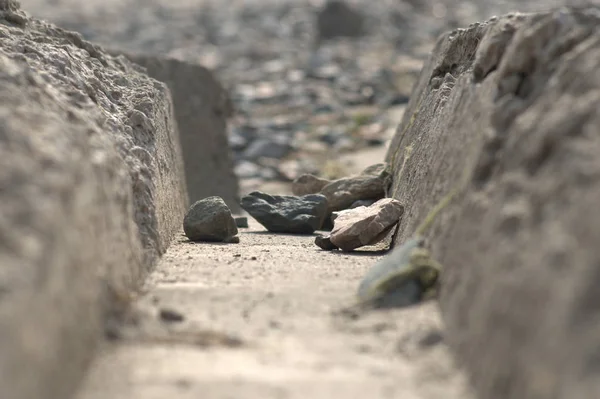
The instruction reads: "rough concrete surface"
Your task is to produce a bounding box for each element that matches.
[75,221,474,399]
[0,2,187,399]
[118,52,240,211]
[7,0,600,398]
[385,6,600,399]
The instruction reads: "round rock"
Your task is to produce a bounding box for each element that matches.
[183,196,238,242]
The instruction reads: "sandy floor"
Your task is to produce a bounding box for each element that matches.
[75,215,474,399]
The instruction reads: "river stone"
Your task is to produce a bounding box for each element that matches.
[320,172,388,213]
[329,198,404,251]
[183,197,238,242]
[241,191,328,234]
[292,173,331,196]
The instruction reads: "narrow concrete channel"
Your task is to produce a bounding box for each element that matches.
[76,220,474,399]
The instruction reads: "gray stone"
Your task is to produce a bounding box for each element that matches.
[320,165,389,213]
[234,160,261,179]
[315,234,338,251]
[235,216,249,228]
[357,238,424,307]
[228,132,248,151]
[386,7,600,399]
[183,197,238,242]
[292,174,332,196]
[360,162,389,176]
[243,137,293,160]
[0,3,187,399]
[159,308,185,323]
[329,198,404,251]
[350,199,377,209]
[241,191,328,234]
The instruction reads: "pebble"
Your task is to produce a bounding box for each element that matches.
[183,196,239,243]
[315,234,338,251]
[235,216,249,228]
[159,308,186,323]
[242,137,293,160]
[292,174,331,196]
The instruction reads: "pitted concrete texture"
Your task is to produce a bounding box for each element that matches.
[120,52,240,211]
[75,221,474,399]
[386,6,600,399]
[0,2,187,399]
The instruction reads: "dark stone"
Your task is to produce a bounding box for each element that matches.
[159,308,185,323]
[241,191,328,234]
[234,216,249,228]
[183,196,238,242]
[316,0,366,43]
[315,234,338,250]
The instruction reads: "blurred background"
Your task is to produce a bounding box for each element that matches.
[19,0,599,194]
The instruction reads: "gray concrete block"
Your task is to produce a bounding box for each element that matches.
[122,53,240,212]
[0,1,187,398]
[386,7,600,399]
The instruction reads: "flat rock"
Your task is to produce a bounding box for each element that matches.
[292,174,332,196]
[183,197,238,242]
[385,7,600,399]
[329,198,404,251]
[320,164,390,213]
[241,191,328,234]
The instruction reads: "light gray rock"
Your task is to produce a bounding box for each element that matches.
[386,7,600,399]
[234,160,262,179]
[292,173,332,196]
[320,165,390,213]
[183,197,238,242]
[0,2,187,399]
[350,199,377,208]
[241,191,328,234]
[243,137,293,160]
[329,198,404,251]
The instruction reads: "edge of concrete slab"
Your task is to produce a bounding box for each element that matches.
[386,6,600,399]
[0,3,188,399]
[116,50,241,213]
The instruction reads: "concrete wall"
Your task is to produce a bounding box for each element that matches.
[386,6,600,399]
[122,53,241,212]
[0,1,187,398]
